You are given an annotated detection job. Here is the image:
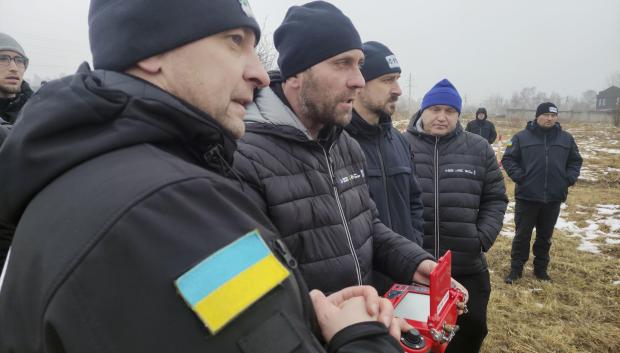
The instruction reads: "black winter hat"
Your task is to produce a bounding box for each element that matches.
[360,41,401,82]
[274,1,362,79]
[89,0,261,71]
[535,102,558,117]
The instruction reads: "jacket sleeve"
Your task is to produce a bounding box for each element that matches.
[408,155,424,246]
[327,322,402,353]
[371,199,434,284]
[565,136,583,186]
[478,143,509,252]
[501,135,526,183]
[488,122,497,144]
[42,179,324,353]
[465,121,473,133]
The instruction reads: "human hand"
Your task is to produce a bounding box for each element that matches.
[326,285,394,328]
[310,289,377,342]
[451,278,469,315]
[412,259,436,285]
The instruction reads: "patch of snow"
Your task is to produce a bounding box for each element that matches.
[596,148,620,154]
[534,303,544,308]
[602,218,620,232]
[605,238,620,245]
[613,281,620,286]
[596,205,619,215]
[577,239,601,254]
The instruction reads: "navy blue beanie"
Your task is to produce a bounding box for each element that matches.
[420,79,462,114]
[274,1,362,79]
[89,0,261,71]
[360,41,401,82]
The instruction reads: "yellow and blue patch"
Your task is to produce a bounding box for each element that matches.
[175,230,289,334]
[507,140,513,147]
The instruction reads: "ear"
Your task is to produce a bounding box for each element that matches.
[285,73,302,90]
[135,55,163,74]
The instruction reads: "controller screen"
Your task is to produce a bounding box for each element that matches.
[394,292,430,322]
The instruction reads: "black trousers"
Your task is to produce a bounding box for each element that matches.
[445,270,491,353]
[510,199,562,272]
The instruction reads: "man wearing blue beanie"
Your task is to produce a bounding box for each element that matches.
[0,0,406,352]
[235,2,469,324]
[403,79,508,353]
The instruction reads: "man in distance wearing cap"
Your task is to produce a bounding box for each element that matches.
[502,102,582,284]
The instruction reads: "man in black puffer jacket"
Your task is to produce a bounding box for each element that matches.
[234,2,446,296]
[0,1,406,352]
[502,102,582,283]
[465,107,497,144]
[403,79,508,353]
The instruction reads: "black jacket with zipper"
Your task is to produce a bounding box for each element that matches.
[234,82,433,293]
[0,64,401,353]
[403,111,508,276]
[465,117,497,144]
[345,110,424,245]
[501,121,582,203]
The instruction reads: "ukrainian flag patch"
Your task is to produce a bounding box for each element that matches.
[507,140,513,147]
[175,230,290,333]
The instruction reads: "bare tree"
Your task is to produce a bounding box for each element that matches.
[256,17,278,72]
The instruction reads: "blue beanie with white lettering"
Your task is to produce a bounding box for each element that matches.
[275,1,362,79]
[360,41,401,82]
[420,79,462,114]
[89,0,261,71]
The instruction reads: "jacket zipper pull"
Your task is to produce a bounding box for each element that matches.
[273,239,298,269]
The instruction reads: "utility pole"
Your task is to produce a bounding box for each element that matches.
[408,73,412,111]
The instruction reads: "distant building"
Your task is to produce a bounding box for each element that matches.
[596,85,620,111]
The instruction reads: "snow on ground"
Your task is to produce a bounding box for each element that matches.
[556,204,620,254]
[501,203,619,255]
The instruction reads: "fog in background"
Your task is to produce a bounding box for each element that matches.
[1,0,618,111]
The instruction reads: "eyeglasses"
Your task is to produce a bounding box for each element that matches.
[0,54,29,69]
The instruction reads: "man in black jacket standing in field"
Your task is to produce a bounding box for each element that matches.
[465,107,497,144]
[0,1,407,352]
[502,102,582,284]
[234,2,468,299]
[345,41,424,249]
[403,79,508,353]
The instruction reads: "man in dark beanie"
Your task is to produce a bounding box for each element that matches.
[235,2,469,309]
[0,33,33,124]
[403,79,508,353]
[345,41,424,246]
[0,1,407,352]
[466,107,497,144]
[502,102,582,284]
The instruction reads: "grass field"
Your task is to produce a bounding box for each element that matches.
[394,118,620,353]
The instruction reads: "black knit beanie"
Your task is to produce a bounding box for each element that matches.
[274,1,362,79]
[360,41,401,82]
[89,0,261,71]
[535,102,558,117]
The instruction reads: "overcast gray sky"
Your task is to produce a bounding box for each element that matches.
[1,0,618,105]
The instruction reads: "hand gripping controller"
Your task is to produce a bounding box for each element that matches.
[384,251,464,353]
